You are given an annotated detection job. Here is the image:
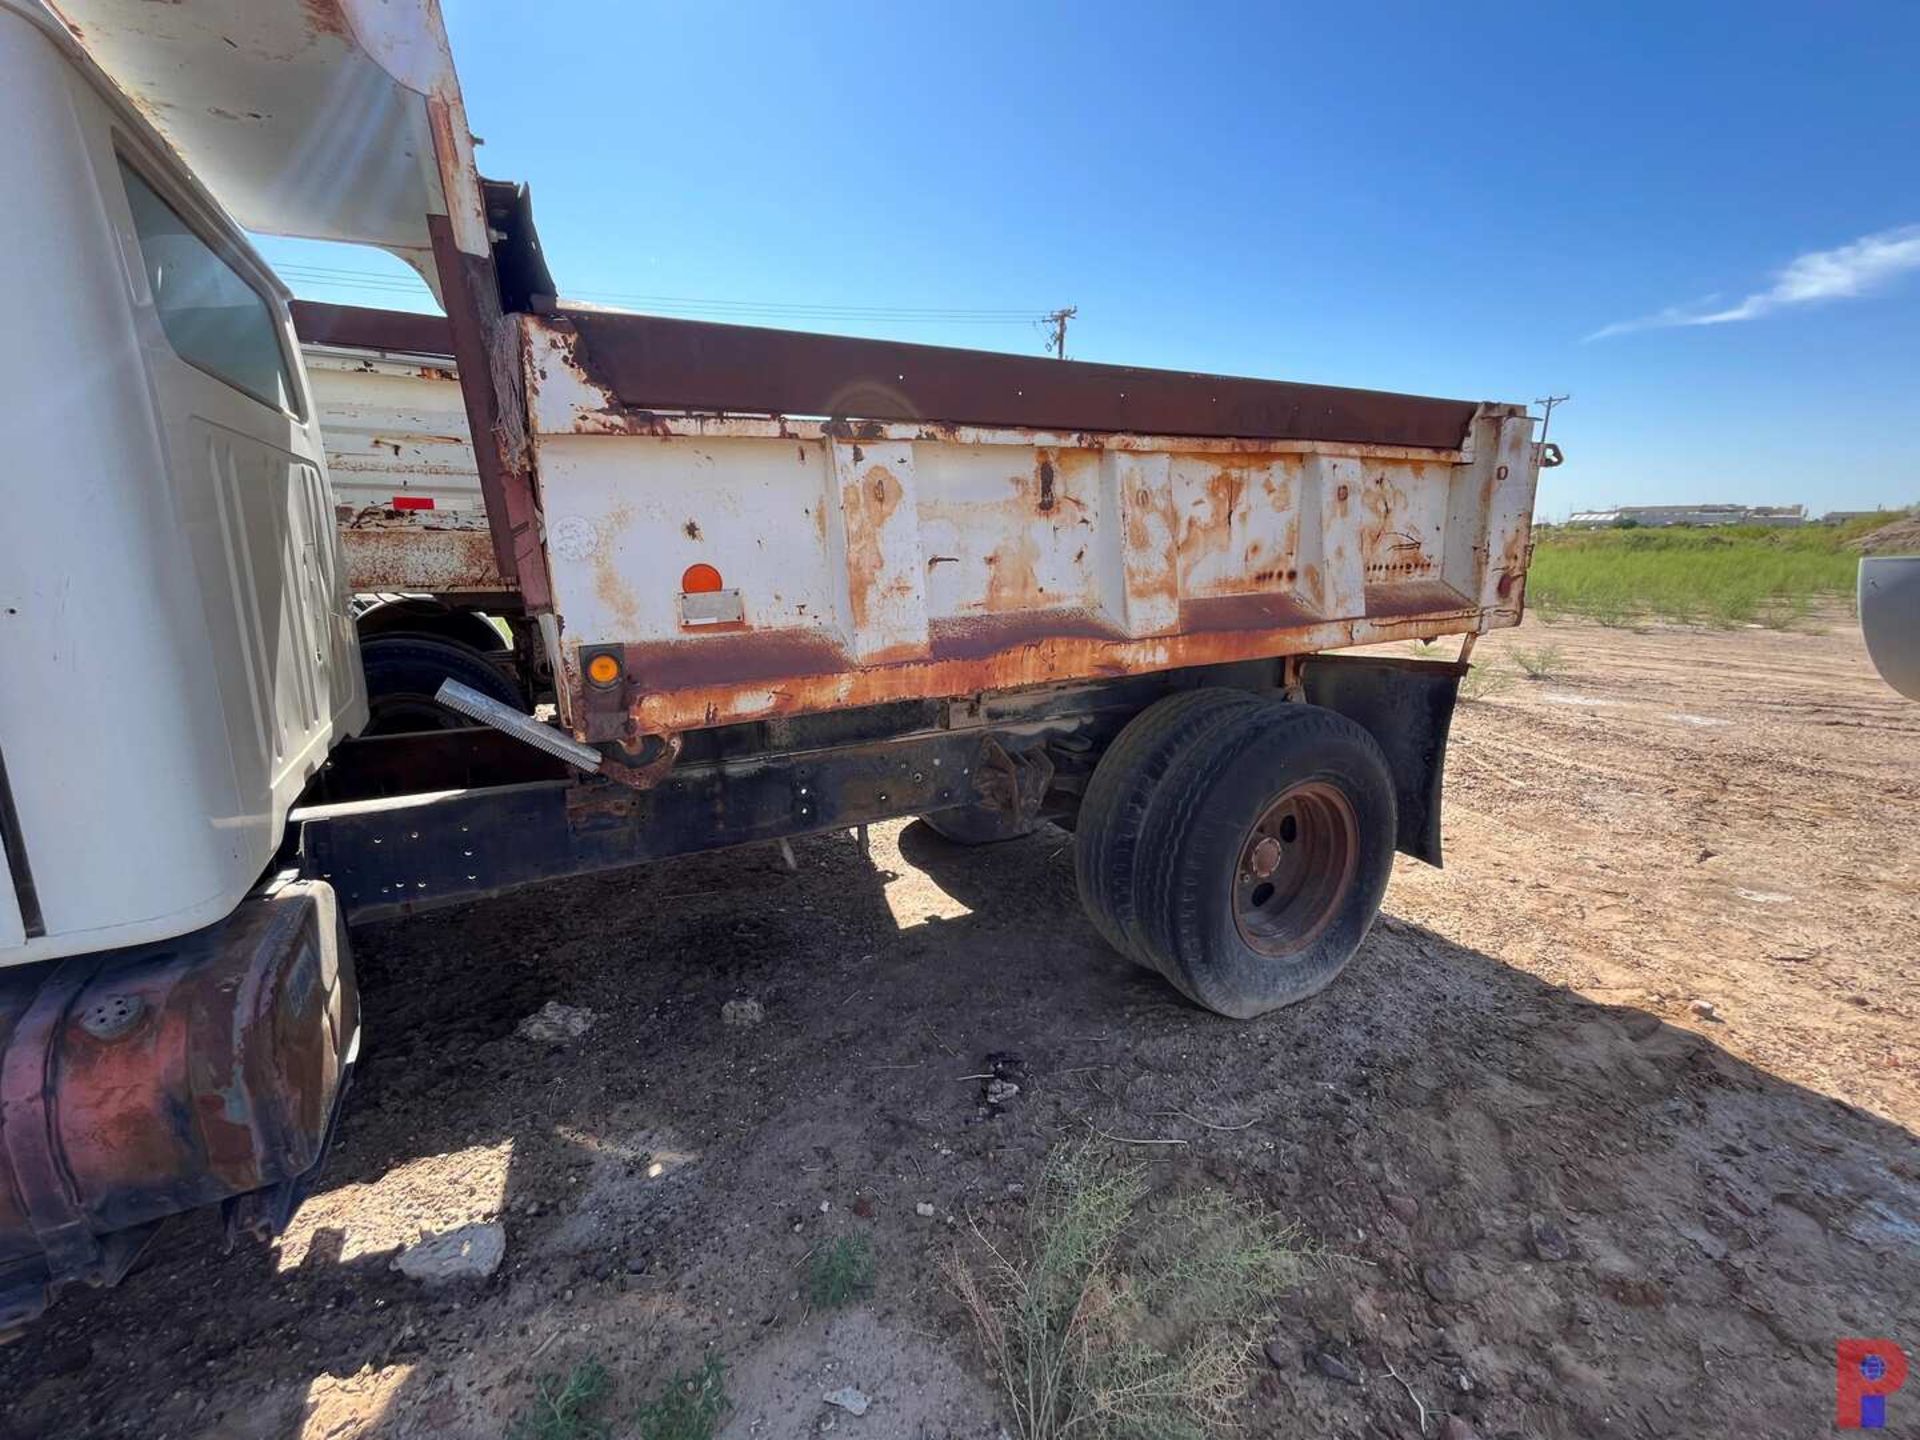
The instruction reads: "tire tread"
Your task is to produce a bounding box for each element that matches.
[1074,689,1261,967]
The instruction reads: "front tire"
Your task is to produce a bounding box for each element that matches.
[1130,701,1396,1018]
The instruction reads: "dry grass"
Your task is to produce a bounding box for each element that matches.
[1457,660,1513,702]
[1509,642,1566,681]
[948,1145,1314,1440]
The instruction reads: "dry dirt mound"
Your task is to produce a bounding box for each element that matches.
[1847,513,1920,553]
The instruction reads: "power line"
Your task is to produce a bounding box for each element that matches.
[571,289,1040,320]
[274,265,1052,326]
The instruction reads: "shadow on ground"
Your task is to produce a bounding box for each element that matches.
[3,822,1915,1438]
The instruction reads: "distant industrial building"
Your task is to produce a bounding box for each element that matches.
[1564,503,1807,529]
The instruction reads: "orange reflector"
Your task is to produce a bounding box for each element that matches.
[682,563,724,594]
[586,654,621,686]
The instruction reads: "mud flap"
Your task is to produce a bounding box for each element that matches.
[1300,654,1465,867]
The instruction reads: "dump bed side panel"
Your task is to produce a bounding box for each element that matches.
[523,317,1537,742]
[302,346,508,596]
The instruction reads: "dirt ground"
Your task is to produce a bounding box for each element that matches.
[3,613,1916,1440]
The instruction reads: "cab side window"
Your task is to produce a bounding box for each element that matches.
[118,159,302,417]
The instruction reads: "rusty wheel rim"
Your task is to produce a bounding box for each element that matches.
[1231,781,1360,958]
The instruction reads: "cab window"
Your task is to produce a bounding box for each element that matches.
[118,159,303,417]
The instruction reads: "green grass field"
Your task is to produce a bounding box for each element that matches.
[1526,516,1897,628]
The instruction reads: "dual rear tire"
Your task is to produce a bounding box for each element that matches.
[1075,690,1396,1018]
[359,634,526,736]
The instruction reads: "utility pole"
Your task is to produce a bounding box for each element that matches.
[1534,393,1570,445]
[1043,306,1077,360]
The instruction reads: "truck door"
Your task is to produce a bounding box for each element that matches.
[111,149,363,832]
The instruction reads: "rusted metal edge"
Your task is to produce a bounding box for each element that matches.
[338,524,512,597]
[291,301,454,357]
[545,407,1473,462]
[0,957,107,1282]
[556,309,1480,450]
[293,302,1481,449]
[607,599,1513,739]
[426,214,553,610]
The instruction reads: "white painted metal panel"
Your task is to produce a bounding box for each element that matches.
[302,345,506,594]
[1171,454,1306,601]
[830,440,930,663]
[305,349,483,514]
[916,445,1107,621]
[0,20,362,966]
[540,434,847,644]
[1099,451,1180,638]
[37,0,489,271]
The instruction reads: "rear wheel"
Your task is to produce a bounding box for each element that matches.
[360,634,527,735]
[1129,701,1396,1017]
[1073,689,1263,969]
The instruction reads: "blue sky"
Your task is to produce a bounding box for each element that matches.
[259,1,1920,519]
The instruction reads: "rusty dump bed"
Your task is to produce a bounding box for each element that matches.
[291,304,501,597]
[516,307,1542,747]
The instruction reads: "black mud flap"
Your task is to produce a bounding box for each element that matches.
[1301,654,1465,867]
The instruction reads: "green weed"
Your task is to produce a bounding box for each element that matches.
[808,1234,875,1309]
[1525,523,1872,629]
[509,1360,611,1440]
[633,1357,729,1440]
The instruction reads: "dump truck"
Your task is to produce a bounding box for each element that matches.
[0,0,1548,1330]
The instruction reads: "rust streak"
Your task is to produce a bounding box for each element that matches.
[341,526,510,594]
[624,601,1486,737]
[842,464,904,637]
[982,527,1045,612]
[590,506,639,633]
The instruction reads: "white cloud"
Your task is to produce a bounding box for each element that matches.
[1587,223,1920,340]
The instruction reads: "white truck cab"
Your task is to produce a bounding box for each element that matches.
[0,5,363,960]
[0,0,484,1333]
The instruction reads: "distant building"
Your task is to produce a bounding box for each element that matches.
[1565,503,1806,529]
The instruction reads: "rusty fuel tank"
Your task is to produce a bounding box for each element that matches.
[0,880,357,1334]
